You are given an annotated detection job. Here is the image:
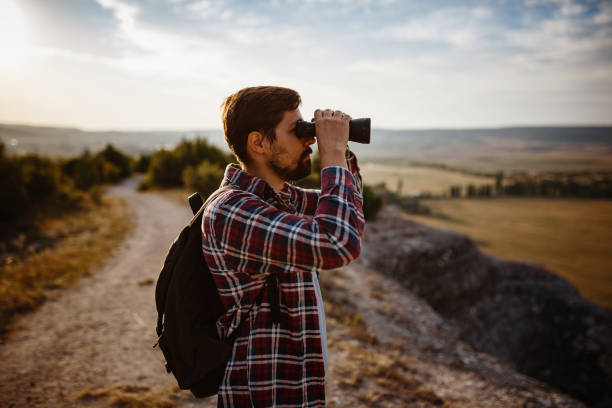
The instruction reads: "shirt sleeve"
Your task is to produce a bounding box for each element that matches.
[289,187,320,217]
[289,151,363,217]
[207,164,365,272]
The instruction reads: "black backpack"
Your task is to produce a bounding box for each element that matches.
[154,185,282,398]
[154,185,237,398]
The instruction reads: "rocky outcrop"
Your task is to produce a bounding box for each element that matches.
[364,208,612,408]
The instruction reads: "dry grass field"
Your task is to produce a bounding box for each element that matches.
[360,163,494,196]
[401,198,612,310]
[0,195,133,338]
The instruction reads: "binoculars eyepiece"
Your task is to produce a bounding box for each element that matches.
[295,118,371,144]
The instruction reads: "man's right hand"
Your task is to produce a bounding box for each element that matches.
[314,109,351,170]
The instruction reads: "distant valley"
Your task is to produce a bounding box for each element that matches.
[1,122,611,173]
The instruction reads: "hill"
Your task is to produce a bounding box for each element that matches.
[365,207,612,407]
[2,123,611,172]
[0,123,225,157]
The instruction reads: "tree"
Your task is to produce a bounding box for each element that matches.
[495,171,504,195]
[449,185,462,197]
[467,184,476,197]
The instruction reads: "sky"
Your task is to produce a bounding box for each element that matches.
[0,0,611,130]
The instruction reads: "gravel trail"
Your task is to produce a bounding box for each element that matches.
[0,177,215,407]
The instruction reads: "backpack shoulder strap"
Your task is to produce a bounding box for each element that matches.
[188,184,237,227]
[188,193,203,215]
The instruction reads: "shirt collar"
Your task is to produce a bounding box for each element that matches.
[221,163,293,207]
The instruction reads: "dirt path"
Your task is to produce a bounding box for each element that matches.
[0,177,214,407]
[0,178,582,407]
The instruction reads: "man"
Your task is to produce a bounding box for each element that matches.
[202,86,365,407]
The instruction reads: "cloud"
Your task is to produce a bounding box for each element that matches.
[594,1,612,24]
[376,6,498,49]
[2,0,611,129]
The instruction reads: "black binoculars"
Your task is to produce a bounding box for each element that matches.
[295,118,371,144]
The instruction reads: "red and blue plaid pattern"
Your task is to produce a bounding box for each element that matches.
[202,153,364,407]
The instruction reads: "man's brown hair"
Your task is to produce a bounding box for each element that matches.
[221,86,301,165]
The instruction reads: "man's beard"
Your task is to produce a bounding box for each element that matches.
[270,147,313,182]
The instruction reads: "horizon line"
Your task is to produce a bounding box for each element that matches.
[1,120,612,133]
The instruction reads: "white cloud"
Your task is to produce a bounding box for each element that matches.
[1,0,610,129]
[594,1,612,25]
[377,7,496,49]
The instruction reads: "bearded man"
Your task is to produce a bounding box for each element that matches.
[202,86,364,407]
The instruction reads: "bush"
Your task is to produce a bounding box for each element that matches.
[88,186,103,205]
[0,154,27,222]
[72,152,102,190]
[143,137,232,189]
[20,155,60,203]
[174,138,230,169]
[182,161,225,199]
[0,148,65,221]
[95,144,132,179]
[0,142,135,223]
[133,153,151,173]
[362,184,383,221]
[100,161,122,183]
[61,146,133,190]
[147,149,183,187]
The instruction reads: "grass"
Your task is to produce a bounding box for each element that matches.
[362,148,612,174]
[75,384,191,407]
[360,163,494,196]
[322,272,448,407]
[0,194,133,339]
[402,197,612,309]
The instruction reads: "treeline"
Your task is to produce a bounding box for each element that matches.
[409,160,495,178]
[0,142,133,222]
[448,171,612,198]
[1,135,385,223]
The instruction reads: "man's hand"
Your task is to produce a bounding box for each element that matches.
[314,109,351,170]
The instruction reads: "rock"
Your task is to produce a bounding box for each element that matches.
[365,209,612,408]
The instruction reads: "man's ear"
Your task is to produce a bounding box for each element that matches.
[246,131,270,158]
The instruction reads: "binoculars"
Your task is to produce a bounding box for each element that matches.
[295,118,371,144]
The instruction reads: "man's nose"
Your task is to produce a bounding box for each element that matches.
[303,136,316,147]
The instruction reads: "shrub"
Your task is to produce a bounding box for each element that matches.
[143,137,232,189]
[147,149,183,187]
[174,138,230,169]
[133,153,151,173]
[95,144,132,179]
[0,154,27,222]
[182,161,225,199]
[72,152,102,190]
[0,142,135,223]
[88,186,103,205]
[100,161,122,183]
[20,154,60,203]
[362,184,383,221]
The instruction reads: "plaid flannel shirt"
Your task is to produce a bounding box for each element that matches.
[202,152,364,407]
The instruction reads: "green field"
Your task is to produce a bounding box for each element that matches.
[401,198,612,310]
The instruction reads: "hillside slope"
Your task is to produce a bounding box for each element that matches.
[365,207,612,407]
